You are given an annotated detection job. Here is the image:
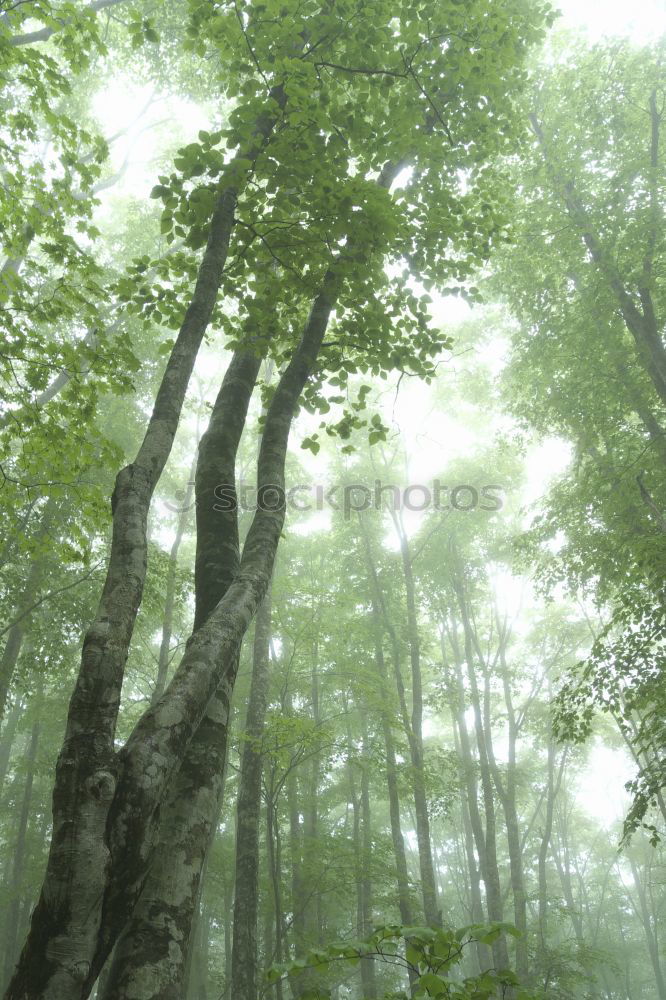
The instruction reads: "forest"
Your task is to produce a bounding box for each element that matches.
[0,0,665,998]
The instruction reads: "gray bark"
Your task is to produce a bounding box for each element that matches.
[230,586,273,1000]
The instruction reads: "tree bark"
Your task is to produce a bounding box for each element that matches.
[230,586,273,1000]
[2,687,41,990]
[152,453,198,705]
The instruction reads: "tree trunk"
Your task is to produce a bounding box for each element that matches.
[627,855,666,1000]
[3,690,41,990]
[0,698,21,795]
[445,614,508,973]
[230,586,273,1000]
[0,501,55,723]
[449,707,487,974]
[359,515,413,928]
[359,716,377,999]
[152,452,198,705]
[391,511,439,928]
[266,788,284,1000]
[481,628,528,980]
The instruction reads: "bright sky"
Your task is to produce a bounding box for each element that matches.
[555,0,666,42]
[91,0,663,833]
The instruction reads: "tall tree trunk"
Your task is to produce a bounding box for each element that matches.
[0,698,21,795]
[359,716,377,999]
[445,612,509,973]
[449,707,487,974]
[530,110,666,408]
[3,689,41,989]
[627,856,666,1000]
[186,901,209,1000]
[266,787,284,1000]
[359,515,413,928]
[391,511,439,928]
[97,680,232,1000]
[538,739,565,952]
[221,837,235,1000]
[0,502,55,723]
[230,585,273,1000]
[152,452,198,705]
[480,626,528,980]
[303,644,322,950]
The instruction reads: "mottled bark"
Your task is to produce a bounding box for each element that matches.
[230,586,273,1000]
[96,270,337,996]
[97,684,231,1000]
[152,454,197,705]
